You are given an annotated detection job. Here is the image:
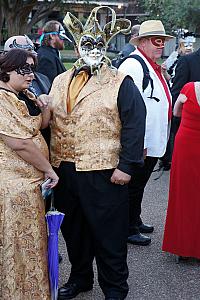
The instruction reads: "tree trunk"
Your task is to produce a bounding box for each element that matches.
[1,0,77,43]
[0,5,5,45]
[6,15,23,37]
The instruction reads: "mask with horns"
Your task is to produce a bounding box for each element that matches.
[63,6,131,70]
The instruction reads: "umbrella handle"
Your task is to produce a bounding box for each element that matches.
[50,191,56,211]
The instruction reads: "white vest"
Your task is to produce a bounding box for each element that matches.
[119,49,171,157]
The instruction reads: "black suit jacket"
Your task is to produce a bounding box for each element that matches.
[171,48,200,106]
[36,45,66,85]
[29,72,51,96]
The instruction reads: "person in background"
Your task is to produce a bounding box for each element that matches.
[38,7,146,300]
[121,24,140,57]
[37,20,71,84]
[4,35,51,96]
[119,20,174,246]
[162,81,200,261]
[36,20,72,149]
[0,49,58,300]
[162,38,187,85]
[159,38,187,171]
[171,35,198,107]
[160,34,197,171]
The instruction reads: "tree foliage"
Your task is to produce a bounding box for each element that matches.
[140,0,200,33]
[0,0,65,44]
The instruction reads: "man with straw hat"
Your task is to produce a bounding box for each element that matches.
[119,20,174,246]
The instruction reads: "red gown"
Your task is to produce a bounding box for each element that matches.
[162,82,200,259]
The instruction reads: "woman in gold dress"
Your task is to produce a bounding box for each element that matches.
[0,49,59,300]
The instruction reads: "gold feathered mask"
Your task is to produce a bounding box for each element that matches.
[63,6,131,47]
[63,6,131,71]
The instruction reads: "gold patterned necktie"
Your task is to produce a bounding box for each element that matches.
[67,70,89,113]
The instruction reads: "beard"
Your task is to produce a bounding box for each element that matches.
[54,39,64,50]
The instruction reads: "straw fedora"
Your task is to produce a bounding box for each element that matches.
[133,20,174,45]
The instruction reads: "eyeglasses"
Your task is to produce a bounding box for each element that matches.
[15,63,35,76]
[149,37,166,49]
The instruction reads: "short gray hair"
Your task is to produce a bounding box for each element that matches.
[131,24,140,37]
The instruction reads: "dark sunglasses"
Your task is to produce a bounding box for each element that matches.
[15,63,35,76]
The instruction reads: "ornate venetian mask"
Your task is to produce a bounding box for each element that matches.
[78,34,106,67]
[63,6,131,71]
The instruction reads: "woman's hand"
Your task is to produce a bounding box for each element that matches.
[44,168,59,188]
[36,94,52,112]
[36,94,52,128]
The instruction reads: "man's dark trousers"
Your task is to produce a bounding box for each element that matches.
[128,156,158,235]
[54,162,129,299]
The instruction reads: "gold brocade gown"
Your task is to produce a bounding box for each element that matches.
[0,89,50,300]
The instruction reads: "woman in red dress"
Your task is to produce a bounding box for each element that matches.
[162,81,200,259]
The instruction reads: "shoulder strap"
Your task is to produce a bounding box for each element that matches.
[126,54,151,92]
[121,54,159,102]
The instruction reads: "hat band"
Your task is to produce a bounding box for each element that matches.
[140,30,166,37]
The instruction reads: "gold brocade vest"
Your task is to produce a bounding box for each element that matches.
[50,65,126,171]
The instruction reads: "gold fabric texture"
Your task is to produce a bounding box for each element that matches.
[67,70,89,112]
[50,65,126,171]
[0,90,50,300]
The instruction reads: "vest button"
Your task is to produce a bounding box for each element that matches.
[63,132,67,137]
[71,145,75,149]
[63,144,67,148]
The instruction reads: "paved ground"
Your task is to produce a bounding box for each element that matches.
[58,168,200,300]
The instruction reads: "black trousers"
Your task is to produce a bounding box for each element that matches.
[54,162,129,299]
[128,156,158,235]
[160,116,181,163]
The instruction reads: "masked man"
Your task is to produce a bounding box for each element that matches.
[40,7,146,300]
[119,20,174,246]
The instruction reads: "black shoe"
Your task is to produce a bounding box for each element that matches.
[175,256,189,263]
[105,298,123,300]
[58,282,93,299]
[105,297,125,300]
[163,162,171,171]
[159,160,171,171]
[59,253,63,264]
[128,233,151,246]
[139,223,154,234]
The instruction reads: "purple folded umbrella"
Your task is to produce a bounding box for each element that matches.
[46,210,65,300]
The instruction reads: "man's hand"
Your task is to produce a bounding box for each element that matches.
[110,169,131,185]
[161,62,171,81]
